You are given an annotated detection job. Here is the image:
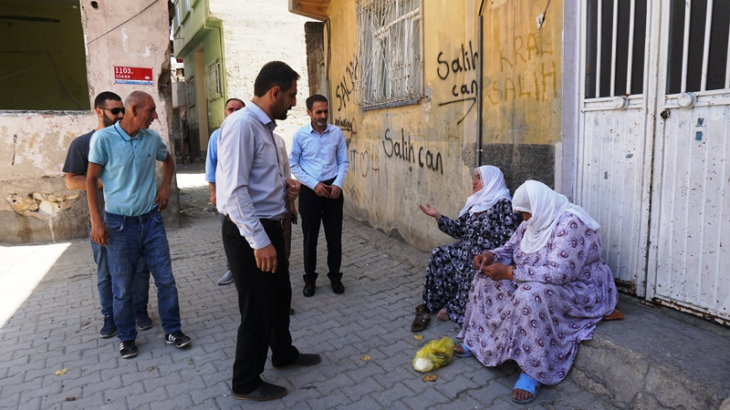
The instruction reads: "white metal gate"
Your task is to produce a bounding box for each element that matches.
[578,0,654,296]
[578,0,730,323]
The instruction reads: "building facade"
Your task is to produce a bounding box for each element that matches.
[0,0,177,244]
[290,0,730,324]
[171,0,313,161]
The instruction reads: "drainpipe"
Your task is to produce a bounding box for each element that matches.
[476,0,486,168]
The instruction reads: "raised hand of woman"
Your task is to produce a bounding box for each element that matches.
[418,203,442,220]
[482,263,514,281]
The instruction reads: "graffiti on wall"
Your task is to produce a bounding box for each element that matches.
[436,41,479,125]
[488,32,557,105]
[335,57,359,112]
[334,117,357,135]
[382,128,443,175]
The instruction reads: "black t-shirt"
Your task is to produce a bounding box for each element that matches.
[63,130,105,213]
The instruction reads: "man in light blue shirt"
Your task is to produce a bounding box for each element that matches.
[289,94,349,298]
[87,91,191,359]
[206,97,244,285]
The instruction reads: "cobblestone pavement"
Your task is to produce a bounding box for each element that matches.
[0,165,618,409]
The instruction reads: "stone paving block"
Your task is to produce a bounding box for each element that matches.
[1,391,21,409]
[126,386,169,408]
[465,379,514,407]
[103,381,144,402]
[277,383,324,408]
[62,390,104,410]
[343,395,385,410]
[400,383,451,409]
[80,371,123,397]
[370,380,415,408]
[17,395,41,410]
[341,376,383,402]
[3,373,42,397]
[309,372,356,396]
[147,394,196,410]
[306,389,353,409]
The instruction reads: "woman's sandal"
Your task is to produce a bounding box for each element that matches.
[414,303,428,316]
[454,342,473,358]
[511,373,541,404]
[410,313,430,332]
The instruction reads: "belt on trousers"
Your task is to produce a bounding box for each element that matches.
[225,214,283,229]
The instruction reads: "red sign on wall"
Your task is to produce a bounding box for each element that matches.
[114,66,154,86]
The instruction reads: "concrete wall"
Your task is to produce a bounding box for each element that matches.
[0,0,177,244]
[322,0,564,251]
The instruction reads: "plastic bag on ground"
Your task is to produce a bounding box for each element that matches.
[412,337,455,372]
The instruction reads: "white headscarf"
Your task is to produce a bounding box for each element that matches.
[458,165,512,217]
[512,180,600,254]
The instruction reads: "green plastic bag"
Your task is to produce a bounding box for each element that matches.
[412,337,455,372]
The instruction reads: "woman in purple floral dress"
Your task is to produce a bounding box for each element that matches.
[457,180,617,404]
[414,166,519,330]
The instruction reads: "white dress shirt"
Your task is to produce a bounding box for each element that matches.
[216,101,287,249]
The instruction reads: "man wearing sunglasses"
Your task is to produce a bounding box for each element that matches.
[63,92,152,340]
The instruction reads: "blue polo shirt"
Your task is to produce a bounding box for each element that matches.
[89,123,168,216]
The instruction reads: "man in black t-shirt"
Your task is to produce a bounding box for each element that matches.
[62,91,152,339]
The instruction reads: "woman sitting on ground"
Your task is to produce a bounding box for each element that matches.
[412,165,519,331]
[456,180,618,404]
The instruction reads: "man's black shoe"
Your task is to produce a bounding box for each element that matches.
[303,283,315,297]
[119,340,138,359]
[232,382,287,401]
[331,280,345,294]
[273,353,322,370]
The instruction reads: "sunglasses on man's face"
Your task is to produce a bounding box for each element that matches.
[101,107,125,115]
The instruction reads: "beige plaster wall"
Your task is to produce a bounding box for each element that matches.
[324,0,564,252]
[0,0,175,244]
[210,0,313,145]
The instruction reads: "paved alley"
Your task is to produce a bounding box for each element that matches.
[0,165,619,409]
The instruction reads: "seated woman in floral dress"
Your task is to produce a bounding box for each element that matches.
[456,180,618,404]
[412,165,519,331]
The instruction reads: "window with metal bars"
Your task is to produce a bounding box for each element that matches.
[356,0,423,108]
[666,0,730,94]
[584,0,648,99]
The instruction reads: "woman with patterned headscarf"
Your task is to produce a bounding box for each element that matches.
[457,180,618,404]
[412,165,519,332]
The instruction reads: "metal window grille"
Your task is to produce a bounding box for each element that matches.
[204,59,222,100]
[584,0,649,99]
[356,0,423,107]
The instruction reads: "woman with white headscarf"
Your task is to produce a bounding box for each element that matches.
[456,180,618,404]
[412,165,519,332]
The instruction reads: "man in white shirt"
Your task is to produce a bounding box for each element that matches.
[216,61,321,401]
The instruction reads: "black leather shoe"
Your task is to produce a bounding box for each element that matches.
[331,280,345,294]
[232,382,287,401]
[303,283,315,297]
[273,353,322,370]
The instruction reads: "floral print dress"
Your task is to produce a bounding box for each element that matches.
[457,212,618,385]
[422,198,519,324]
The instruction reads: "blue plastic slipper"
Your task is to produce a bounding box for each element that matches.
[454,342,472,358]
[511,373,541,404]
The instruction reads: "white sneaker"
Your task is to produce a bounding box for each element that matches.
[218,270,234,285]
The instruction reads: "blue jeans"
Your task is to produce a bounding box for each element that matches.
[90,237,150,318]
[105,209,181,341]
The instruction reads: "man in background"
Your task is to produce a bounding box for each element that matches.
[289,94,349,297]
[206,97,245,285]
